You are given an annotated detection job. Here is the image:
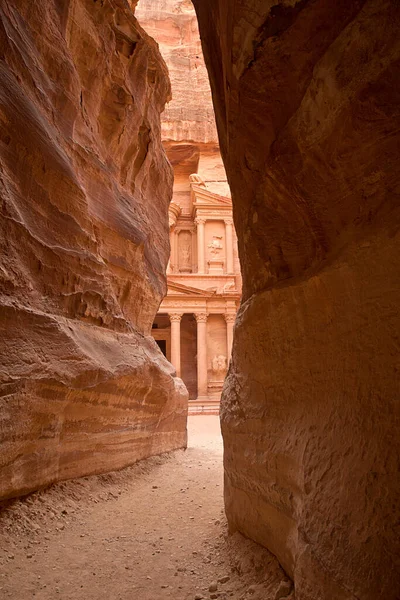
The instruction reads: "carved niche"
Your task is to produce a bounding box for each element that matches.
[178,230,192,273]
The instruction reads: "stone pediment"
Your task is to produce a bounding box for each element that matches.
[167,281,215,297]
[191,185,232,208]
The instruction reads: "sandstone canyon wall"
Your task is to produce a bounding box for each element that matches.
[193,1,400,599]
[136,0,230,202]
[0,0,188,501]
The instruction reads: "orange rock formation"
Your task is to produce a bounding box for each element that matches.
[0,0,187,500]
[136,0,230,200]
[193,1,400,598]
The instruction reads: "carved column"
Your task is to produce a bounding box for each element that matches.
[224,218,234,274]
[195,313,208,398]
[225,313,236,358]
[195,217,206,274]
[169,313,183,377]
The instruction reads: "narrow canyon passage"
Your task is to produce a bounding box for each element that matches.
[0,417,291,600]
[1,1,398,598]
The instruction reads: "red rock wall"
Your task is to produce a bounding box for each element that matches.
[136,0,218,145]
[0,0,187,501]
[136,0,230,202]
[193,1,400,598]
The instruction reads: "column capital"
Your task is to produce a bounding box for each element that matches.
[224,313,236,323]
[169,313,183,322]
[195,312,208,323]
[195,217,206,226]
[224,218,234,226]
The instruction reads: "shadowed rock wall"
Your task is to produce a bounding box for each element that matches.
[193,1,400,598]
[0,0,187,500]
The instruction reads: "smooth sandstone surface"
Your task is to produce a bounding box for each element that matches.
[0,0,187,500]
[193,1,400,598]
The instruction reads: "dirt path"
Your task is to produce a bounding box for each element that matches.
[0,416,292,600]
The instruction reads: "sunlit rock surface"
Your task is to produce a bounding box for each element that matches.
[193,1,400,598]
[136,0,217,144]
[136,0,229,199]
[0,0,187,500]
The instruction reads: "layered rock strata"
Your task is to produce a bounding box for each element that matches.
[0,0,187,501]
[193,1,400,598]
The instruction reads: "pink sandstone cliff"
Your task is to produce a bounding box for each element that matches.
[136,0,229,201]
[193,1,400,599]
[0,0,187,501]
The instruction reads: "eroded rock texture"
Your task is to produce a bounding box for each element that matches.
[136,0,230,200]
[0,0,187,500]
[193,1,400,598]
[136,0,217,144]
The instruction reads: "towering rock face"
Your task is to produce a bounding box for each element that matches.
[136,0,217,145]
[136,0,229,200]
[0,0,188,501]
[193,1,400,598]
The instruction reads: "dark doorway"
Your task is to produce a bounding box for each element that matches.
[180,314,198,400]
[156,339,167,357]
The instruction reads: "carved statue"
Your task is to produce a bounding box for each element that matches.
[189,173,206,187]
[179,231,192,271]
[223,281,235,292]
[181,244,191,266]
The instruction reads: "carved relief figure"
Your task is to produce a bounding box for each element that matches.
[181,245,190,264]
[211,354,227,375]
[208,235,223,255]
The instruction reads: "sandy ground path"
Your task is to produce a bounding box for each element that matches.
[0,416,292,600]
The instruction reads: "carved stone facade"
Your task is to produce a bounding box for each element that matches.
[136,0,241,412]
[152,178,241,413]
